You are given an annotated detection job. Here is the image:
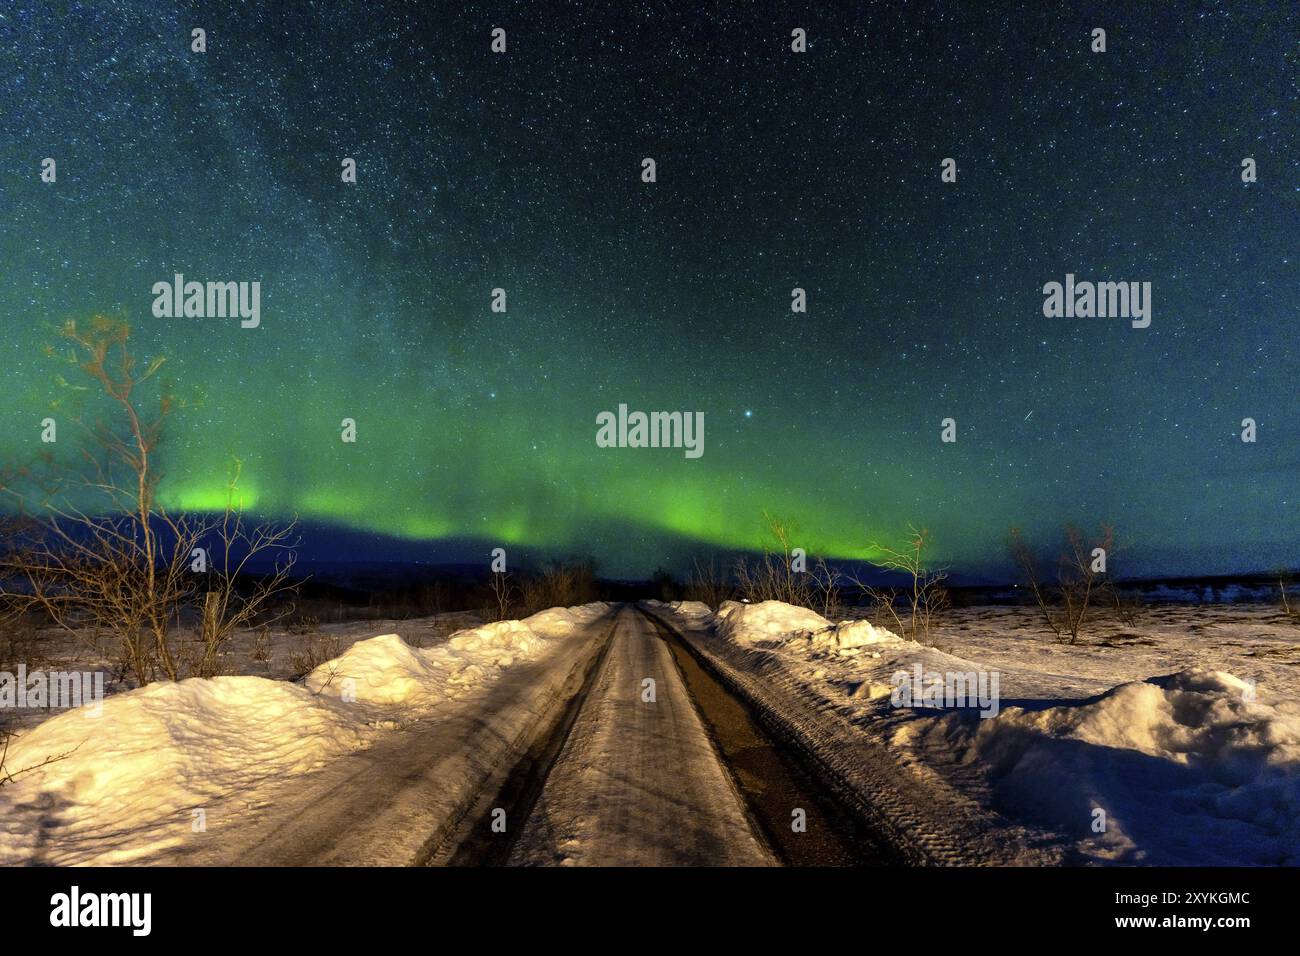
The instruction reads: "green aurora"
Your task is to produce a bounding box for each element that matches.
[2,2,1298,579]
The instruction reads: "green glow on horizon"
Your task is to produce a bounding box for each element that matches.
[2,3,1296,580]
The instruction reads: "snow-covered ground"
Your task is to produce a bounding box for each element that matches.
[0,604,612,865]
[651,599,1300,866]
[0,610,485,736]
[5,596,1295,866]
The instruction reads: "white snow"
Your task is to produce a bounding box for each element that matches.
[646,599,715,624]
[661,599,1300,865]
[948,668,1300,864]
[0,677,369,864]
[706,599,903,656]
[0,603,610,865]
[714,599,834,644]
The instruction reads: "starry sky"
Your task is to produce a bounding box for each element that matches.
[1,0,1297,579]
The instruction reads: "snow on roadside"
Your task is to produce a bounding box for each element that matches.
[938,668,1300,865]
[298,606,605,708]
[674,599,903,654]
[0,603,609,865]
[655,599,1300,865]
[714,599,831,643]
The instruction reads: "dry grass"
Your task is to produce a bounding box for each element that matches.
[287,632,343,680]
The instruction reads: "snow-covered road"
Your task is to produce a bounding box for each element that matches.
[7,596,1293,867]
[0,606,620,866]
[0,602,906,866]
[505,607,775,866]
[187,614,614,866]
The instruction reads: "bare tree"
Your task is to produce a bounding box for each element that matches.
[1,317,298,683]
[487,569,516,621]
[854,524,949,643]
[1276,569,1297,621]
[1008,523,1114,644]
[0,318,206,681]
[193,460,301,677]
[1008,527,1056,637]
[810,556,843,620]
[1057,524,1111,643]
[734,513,817,607]
[684,555,730,610]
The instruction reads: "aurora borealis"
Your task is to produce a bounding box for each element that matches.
[2,1,1297,579]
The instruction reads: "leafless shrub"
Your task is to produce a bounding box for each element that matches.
[521,560,597,615]
[0,729,81,789]
[1277,570,1298,621]
[1008,523,1115,644]
[734,513,807,606]
[809,557,843,620]
[251,626,271,664]
[288,632,342,680]
[488,570,516,621]
[684,556,730,610]
[1105,583,1142,627]
[287,613,320,636]
[853,525,948,643]
[728,515,849,619]
[193,461,301,678]
[861,585,906,636]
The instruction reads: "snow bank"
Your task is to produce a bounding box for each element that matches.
[810,619,904,654]
[304,603,609,705]
[715,600,833,644]
[950,668,1300,864]
[710,600,903,656]
[523,602,610,638]
[640,599,713,624]
[662,598,1300,865]
[666,600,715,624]
[0,603,609,865]
[0,677,368,864]
[305,633,447,705]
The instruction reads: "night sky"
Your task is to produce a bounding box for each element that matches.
[1,1,1297,579]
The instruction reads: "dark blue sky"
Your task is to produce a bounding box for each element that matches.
[1,1,1297,578]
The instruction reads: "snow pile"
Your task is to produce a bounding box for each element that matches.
[305,603,610,705]
[305,633,447,705]
[940,668,1300,864]
[0,677,368,864]
[0,603,609,865]
[714,600,832,644]
[641,599,715,625]
[715,600,744,620]
[303,624,539,705]
[447,619,543,661]
[523,602,611,639]
[710,600,902,656]
[809,619,904,654]
[667,600,716,624]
